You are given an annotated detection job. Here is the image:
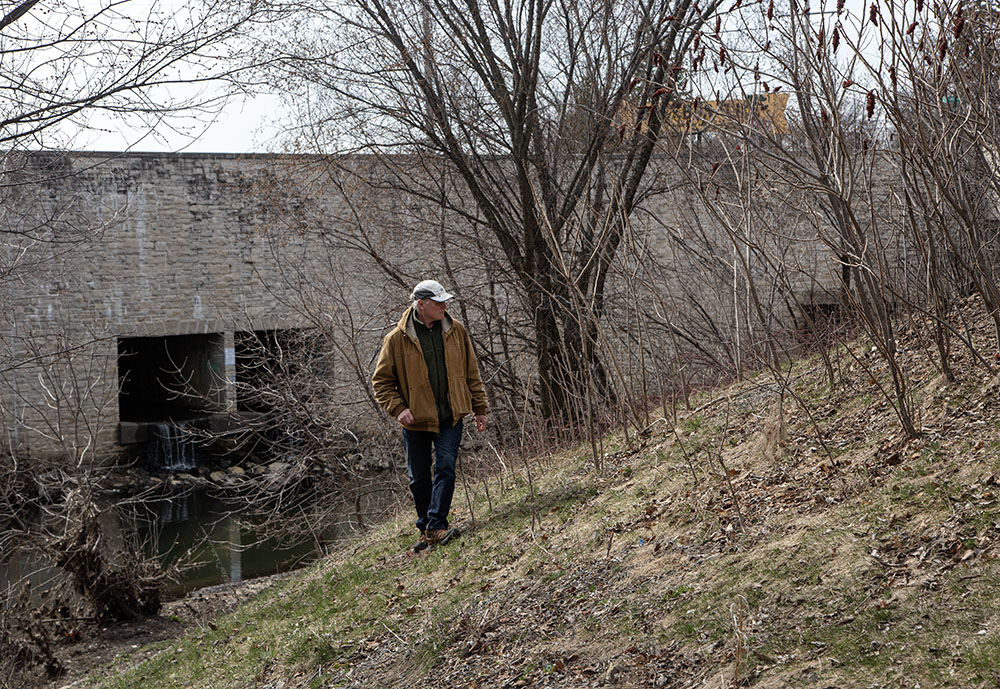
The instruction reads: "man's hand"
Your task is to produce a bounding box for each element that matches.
[475,415,487,432]
[397,408,414,426]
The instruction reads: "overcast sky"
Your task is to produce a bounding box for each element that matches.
[58,0,872,155]
[72,91,286,154]
[16,0,288,155]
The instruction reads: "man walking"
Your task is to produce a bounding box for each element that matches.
[372,279,488,552]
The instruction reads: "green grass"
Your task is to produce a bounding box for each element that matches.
[682,415,704,433]
[73,333,1000,689]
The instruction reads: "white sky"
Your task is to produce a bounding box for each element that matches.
[9,0,287,154]
[58,0,873,155]
[71,91,286,154]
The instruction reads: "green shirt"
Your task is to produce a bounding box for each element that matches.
[413,314,453,427]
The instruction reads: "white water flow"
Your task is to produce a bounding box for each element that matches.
[149,422,197,471]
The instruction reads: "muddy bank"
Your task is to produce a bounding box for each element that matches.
[41,571,293,689]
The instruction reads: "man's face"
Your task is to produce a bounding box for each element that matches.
[419,298,448,324]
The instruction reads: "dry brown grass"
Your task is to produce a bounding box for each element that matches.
[63,296,1000,689]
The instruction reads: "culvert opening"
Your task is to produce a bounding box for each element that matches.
[117,333,226,423]
[234,328,329,414]
[234,329,300,413]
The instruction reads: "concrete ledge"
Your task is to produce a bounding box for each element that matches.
[118,421,151,444]
[118,412,258,444]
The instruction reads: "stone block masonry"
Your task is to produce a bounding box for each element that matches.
[0,148,908,463]
[0,151,362,462]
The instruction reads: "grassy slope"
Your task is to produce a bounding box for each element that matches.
[83,306,1000,688]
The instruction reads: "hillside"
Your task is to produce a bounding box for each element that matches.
[69,298,1000,688]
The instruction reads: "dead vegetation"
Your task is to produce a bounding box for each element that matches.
[43,294,997,689]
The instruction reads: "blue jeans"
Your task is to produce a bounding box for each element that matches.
[403,419,463,531]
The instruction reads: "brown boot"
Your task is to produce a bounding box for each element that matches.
[412,531,430,553]
[425,527,459,547]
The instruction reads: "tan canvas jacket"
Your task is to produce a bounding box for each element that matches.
[372,306,488,432]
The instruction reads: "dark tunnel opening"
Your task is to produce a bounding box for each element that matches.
[117,333,226,423]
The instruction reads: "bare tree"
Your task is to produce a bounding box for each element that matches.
[0,3,291,683]
[670,0,928,437]
[0,0,277,149]
[254,0,728,422]
[661,0,1000,445]
[868,1,1000,353]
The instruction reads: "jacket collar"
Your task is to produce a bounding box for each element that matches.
[399,304,454,342]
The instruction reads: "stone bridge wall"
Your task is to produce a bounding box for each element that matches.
[0,150,905,462]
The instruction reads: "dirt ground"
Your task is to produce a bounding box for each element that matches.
[40,572,292,689]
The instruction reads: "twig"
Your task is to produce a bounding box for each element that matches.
[530,534,559,565]
[671,425,700,486]
[380,621,408,646]
[716,397,746,533]
[458,453,476,531]
[869,554,907,569]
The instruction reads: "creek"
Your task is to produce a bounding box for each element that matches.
[124,486,391,597]
[3,422,403,606]
[1,472,402,605]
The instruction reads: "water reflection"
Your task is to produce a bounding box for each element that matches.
[2,478,399,603]
[125,488,372,597]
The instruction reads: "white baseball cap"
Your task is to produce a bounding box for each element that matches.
[411,279,454,302]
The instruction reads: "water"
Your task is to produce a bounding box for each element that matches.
[2,477,400,603]
[147,422,197,472]
[125,492,292,595]
[133,483,397,596]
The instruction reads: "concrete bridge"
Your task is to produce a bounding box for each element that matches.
[0,148,872,464]
[0,151,347,464]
